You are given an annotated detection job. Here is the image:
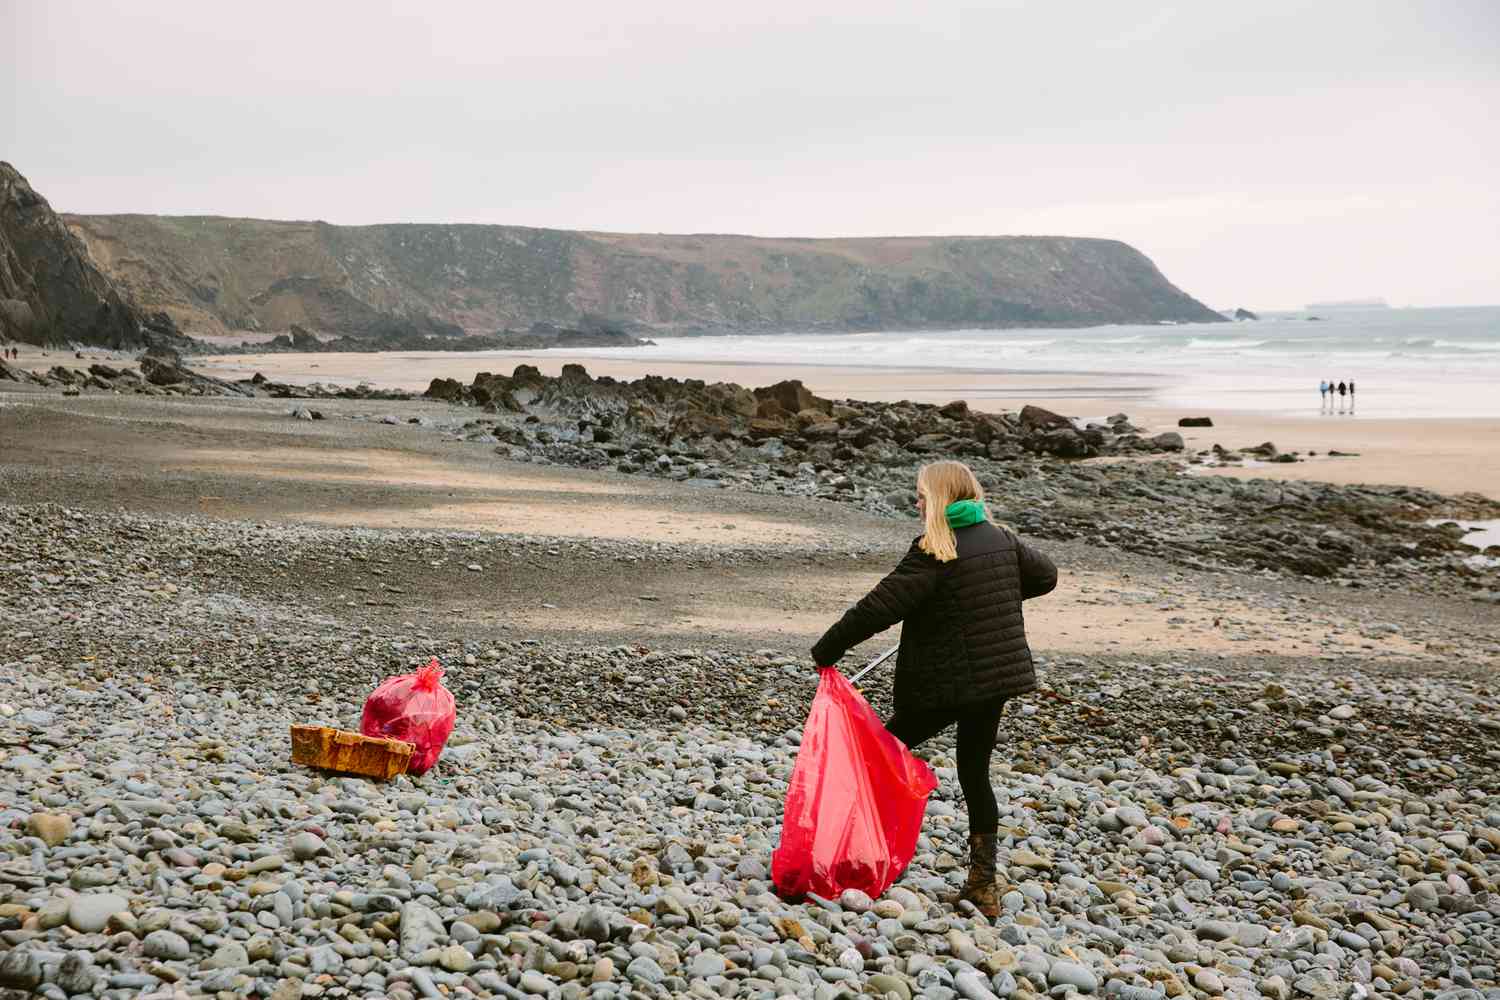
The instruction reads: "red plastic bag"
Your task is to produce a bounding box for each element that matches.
[360,657,456,776]
[772,668,937,900]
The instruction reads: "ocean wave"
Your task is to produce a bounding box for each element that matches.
[1433,339,1500,352]
[897,337,1057,349]
[1185,337,1267,349]
[1379,337,1500,355]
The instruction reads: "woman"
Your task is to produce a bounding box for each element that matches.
[812,460,1057,916]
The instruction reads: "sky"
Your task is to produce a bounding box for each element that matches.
[5,1,1498,311]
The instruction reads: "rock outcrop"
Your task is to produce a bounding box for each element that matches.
[64,213,1226,337]
[424,365,1183,465]
[0,348,410,401]
[402,364,1500,590]
[0,162,189,350]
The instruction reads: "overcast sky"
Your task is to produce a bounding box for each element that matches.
[6,1,1498,310]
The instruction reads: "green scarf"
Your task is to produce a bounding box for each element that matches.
[944,499,987,529]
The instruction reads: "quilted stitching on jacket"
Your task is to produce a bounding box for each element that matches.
[812,522,1057,711]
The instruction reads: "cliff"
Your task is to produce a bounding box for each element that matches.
[62,214,1224,337]
[0,162,185,349]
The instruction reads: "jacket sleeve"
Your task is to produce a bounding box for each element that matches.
[811,541,939,666]
[1016,535,1058,599]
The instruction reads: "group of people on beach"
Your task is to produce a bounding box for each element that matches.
[813,459,1056,916]
[1320,379,1356,410]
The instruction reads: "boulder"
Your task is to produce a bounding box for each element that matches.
[510,364,547,389]
[800,420,840,440]
[139,354,188,386]
[706,382,757,419]
[1033,427,1090,458]
[1018,404,1075,433]
[425,377,467,404]
[1178,416,1213,427]
[1151,432,1186,451]
[288,324,320,350]
[906,433,960,454]
[747,417,791,439]
[754,379,830,417]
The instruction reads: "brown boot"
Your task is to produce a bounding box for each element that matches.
[957,832,999,918]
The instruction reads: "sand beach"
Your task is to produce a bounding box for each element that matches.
[175,347,1500,499]
[3,343,1498,1000]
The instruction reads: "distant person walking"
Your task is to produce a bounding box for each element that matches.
[1319,380,1329,406]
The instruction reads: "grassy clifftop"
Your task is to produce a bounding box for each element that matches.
[64,214,1224,337]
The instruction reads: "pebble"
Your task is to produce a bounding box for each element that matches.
[290,830,328,860]
[66,892,129,933]
[0,495,1495,1000]
[142,929,191,961]
[24,812,73,846]
[55,952,98,994]
[1049,961,1100,993]
[0,951,43,992]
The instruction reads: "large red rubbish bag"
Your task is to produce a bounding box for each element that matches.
[360,657,456,776]
[772,668,938,900]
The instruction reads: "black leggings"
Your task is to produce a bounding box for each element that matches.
[884,698,1007,835]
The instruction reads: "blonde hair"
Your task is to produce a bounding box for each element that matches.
[917,461,985,562]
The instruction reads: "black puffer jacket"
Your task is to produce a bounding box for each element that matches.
[811,521,1057,711]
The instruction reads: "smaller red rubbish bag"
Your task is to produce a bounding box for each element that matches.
[360,657,456,776]
[771,668,937,900]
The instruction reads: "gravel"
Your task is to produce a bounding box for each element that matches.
[1,492,1498,999]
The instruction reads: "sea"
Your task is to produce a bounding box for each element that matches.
[550,305,1500,420]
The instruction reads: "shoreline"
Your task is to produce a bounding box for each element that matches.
[192,348,1500,499]
[8,341,1500,498]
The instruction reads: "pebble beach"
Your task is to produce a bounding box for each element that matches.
[2,371,1499,1000]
